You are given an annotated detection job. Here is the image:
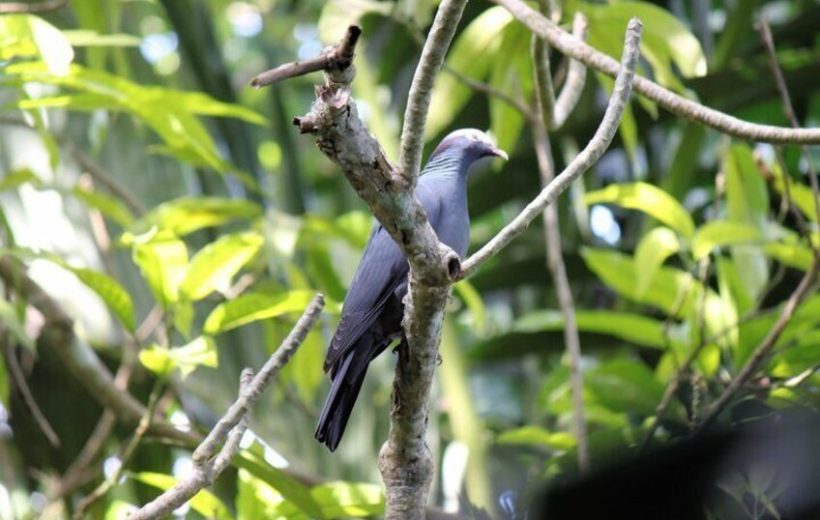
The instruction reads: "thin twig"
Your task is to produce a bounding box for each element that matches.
[444,65,533,119]
[74,381,165,519]
[1,336,61,447]
[0,0,68,13]
[699,260,818,429]
[552,12,588,129]
[250,27,361,87]
[757,19,820,223]
[131,295,324,520]
[492,0,820,144]
[397,0,470,184]
[460,18,644,279]
[531,5,589,472]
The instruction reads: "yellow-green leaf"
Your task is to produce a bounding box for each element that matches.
[70,267,136,332]
[585,182,695,238]
[181,232,263,301]
[132,472,230,519]
[692,221,763,259]
[634,226,680,297]
[132,233,188,308]
[204,290,325,335]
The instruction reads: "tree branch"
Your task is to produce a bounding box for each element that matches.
[132,296,323,519]
[397,0,470,184]
[0,256,197,446]
[531,14,589,471]
[699,260,818,429]
[552,12,588,129]
[493,0,820,144]
[459,18,643,279]
[250,27,361,87]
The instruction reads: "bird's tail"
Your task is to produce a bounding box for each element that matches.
[315,351,369,451]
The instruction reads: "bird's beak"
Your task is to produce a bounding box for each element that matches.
[489,145,509,161]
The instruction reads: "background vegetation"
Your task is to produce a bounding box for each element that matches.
[0,0,818,518]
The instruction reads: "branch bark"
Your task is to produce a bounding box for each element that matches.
[492,0,820,144]
[460,18,643,278]
[531,11,589,472]
[131,294,324,520]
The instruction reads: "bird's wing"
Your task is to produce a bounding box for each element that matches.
[325,190,443,372]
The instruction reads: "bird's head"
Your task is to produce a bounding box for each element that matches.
[430,128,509,166]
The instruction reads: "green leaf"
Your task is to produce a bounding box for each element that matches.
[70,185,135,228]
[0,359,7,407]
[583,1,706,90]
[454,280,487,336]
[69,267,136,332]
[586,358,673,417]
[489,22,531,153]
[138,336,217,378]
[280,329,324,404]
[584,182,695,238]
[0,15,74,74]
[692,221,763,259]
[181,232,263,301]
[235,445,324,518]
[204,290,326,335]
[131,232,188,308]
[596,72,638,158]
[132,472,230,519]
[425,6,513,140]
[496,426,576,450]
[634,226,680,297]
[763,242,814,271]
[129,197,261,238]
[769,330,820,378]
[724,143,770,302]
[768,162,818,223]
[0,169,41,192]
[311,482,385,519]
[62,30,141,48]
[513,309,667,349]
[581,248,737,351]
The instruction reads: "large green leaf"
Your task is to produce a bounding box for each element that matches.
[584,182,695,238]
[512,309,667,349]
[634,226,680,297]
[496,426,576,450]
[181,232,263,301]
[723,143,770,302]
[768,162,819,223]
[586,358,676,417]
[0,15,73,74]
[692,221,763,259]
[581,247,737,350]
[126,196,261,239]
[204,290,324,335]
[425,6,513,140]
[138,336,217,378]
[0,169,41,192]
[489,22,531,153]
[583,1,706,91]
[5,62,265,173]
[235,445,324,518]
[279,328,324,404]
[69,267,136,332]
[131,232,189,307]
[311,482,385,519]
[132,472,230,519]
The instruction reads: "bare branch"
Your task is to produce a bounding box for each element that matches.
[552,13,588,128]
[757,19,820,223]
[132,296,323,519]
[250,26,362,88]
[699,260,818,429]
[193,294,324,464]
[493,0,820,144]
[0,0,68,14]
[460,18,643,278]
[532,72,589,476]
[69,146,146,217]
[397,0,470,184]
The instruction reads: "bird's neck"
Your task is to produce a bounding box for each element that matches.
[421,150,473,184]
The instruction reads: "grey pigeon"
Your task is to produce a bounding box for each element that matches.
[316,129,507,451]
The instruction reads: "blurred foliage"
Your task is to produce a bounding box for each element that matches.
[0,0,819,519]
